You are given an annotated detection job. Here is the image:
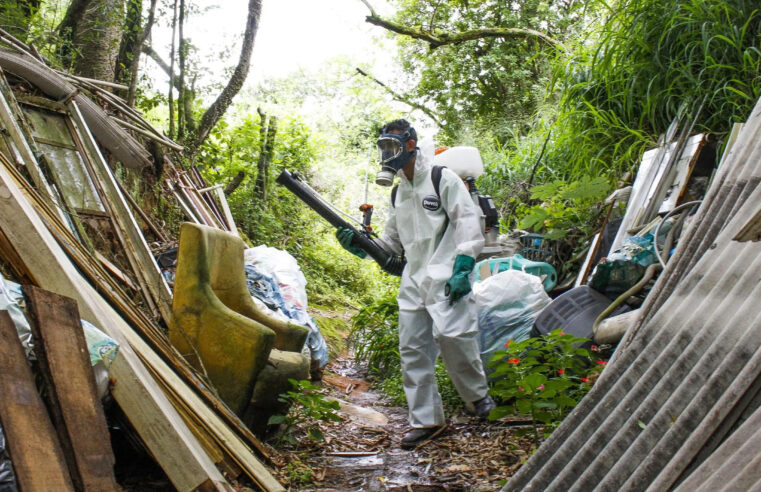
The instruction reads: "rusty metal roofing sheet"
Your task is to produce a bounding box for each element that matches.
[503,95,761,491]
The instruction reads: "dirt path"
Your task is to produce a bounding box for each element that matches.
[271,357,535,491]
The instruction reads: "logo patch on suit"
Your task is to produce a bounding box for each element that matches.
[422,195,441,211]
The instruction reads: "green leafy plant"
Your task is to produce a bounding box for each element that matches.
[517,174,612,244]
[488,330,606,444]
[351,290,463,410]
[267,379,342,445]
[350,289,401,379]
[283,458,314,487]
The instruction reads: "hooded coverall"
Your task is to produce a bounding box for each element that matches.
[375,142,489,428]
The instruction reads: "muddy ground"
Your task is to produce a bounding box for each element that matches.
[269,357,536,491]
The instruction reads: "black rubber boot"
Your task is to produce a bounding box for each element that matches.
[400,424,447,450]
[473,395,496,419]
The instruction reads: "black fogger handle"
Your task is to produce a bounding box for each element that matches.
[276,169,406,276]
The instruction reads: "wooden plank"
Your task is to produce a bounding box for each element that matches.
[116,178,169,242]
[24,286,118,492]
[214,187,237,233]
[0,158,230,491]
[0,311,74,491]
[609,146,660,254]
[657,134,706,214]
[67,100,174,324]
[0,152,282,490]
[140,346,284,491]
[95,250,139,291]
[168,178,203,223]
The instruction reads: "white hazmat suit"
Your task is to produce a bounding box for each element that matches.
[376,141,489,428]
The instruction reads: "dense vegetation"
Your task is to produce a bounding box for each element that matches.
[7,0,759,374]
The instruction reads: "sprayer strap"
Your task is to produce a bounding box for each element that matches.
[391,166,445,208]
[390,166,449,234]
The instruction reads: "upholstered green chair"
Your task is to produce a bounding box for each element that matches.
[169,223,309,420]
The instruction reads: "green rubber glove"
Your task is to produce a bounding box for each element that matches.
[336,227,367,259]
[445,254,476,305]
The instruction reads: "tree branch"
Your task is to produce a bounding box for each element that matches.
[364,12,559,49]
[142,44,183,92]
[189,0,262,154]
[224,170,245,195]
[355,67,444,128]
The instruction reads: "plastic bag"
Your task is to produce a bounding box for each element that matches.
[0,274,33,358]
[474,254,557,291]
[244,246,329,366]
[81,319,119,368]
[473,269,551,371]
[245,246,308,310]
[0,275,119,368]
[0,422,17,492]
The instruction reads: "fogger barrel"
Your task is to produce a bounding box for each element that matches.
[276,169,406,276]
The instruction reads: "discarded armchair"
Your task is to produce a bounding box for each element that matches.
[169,222,309,429]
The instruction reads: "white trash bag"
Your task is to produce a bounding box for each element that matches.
[473,269,551,372]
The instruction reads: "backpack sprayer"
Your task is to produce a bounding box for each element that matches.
[276,169,406,276]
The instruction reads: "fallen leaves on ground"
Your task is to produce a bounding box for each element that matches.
[268,358,537,491]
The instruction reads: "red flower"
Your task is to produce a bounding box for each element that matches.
[518,386,524,391]
[597,360,607,365]
[537,384,545,391]
[591,345,599,352]
[581,377,589,383]
[508,358,521,364]
[504,339,512,348]
[557,369,564,374]
[559,331,565,335]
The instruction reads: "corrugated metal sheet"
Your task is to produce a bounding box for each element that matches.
[503,95,761,491]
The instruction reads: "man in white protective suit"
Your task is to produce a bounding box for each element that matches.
[336,119,495,449]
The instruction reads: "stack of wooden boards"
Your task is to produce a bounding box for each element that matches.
[0,30,284,492]
[0,287,116,491]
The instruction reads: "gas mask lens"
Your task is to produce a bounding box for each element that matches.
[377,137,403,164]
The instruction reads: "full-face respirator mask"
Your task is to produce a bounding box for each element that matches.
[375,127,417,187]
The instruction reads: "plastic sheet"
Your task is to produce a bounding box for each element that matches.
[244,246,329,366]
[590,234,658,297]
[473,269,551,372]
[0,423,18,492]
[0,275,119,368]
[0,274,33,357]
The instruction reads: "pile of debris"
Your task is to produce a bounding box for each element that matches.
[0,31,285,490]
[501,96,761,489]
[472,101,726,357]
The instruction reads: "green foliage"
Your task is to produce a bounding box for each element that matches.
[488,330,605,444]
[267,379,342,446]
[350,289,463,410]
[517,175,612,241]
[283,459,314,488]
[198,112,389,306]
[350,289,401,379]
[311,310,351,359]
[389,0,588,141]
[473,0,760,280]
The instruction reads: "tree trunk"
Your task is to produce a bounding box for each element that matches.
[168,0,178,138]
[114,0,140,90]
[254,108,277,205]
[0,1,41,41]
[114,0,157,105]
[59,0,127,82]
[224,171,245,196]
[177,0,186,139]
[188,0,262,154]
